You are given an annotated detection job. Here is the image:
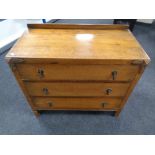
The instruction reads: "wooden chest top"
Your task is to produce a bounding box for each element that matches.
[6,24,150,64]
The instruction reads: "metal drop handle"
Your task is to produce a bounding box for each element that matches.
[106,88,112,95]
[48,102,53,107]
[42,88,48,95]
[101,102,108,108]
[112,71,117,80]
[38,68,44,78]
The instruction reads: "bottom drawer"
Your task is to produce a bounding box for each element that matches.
[32,97,122,110]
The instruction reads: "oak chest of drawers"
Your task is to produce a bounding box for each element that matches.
[5,24,150,117]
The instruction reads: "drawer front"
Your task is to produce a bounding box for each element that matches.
[25,82,130,97]
[17,64,138,81]
[32,97,122,110]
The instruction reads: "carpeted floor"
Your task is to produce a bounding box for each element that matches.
[0,20,155,134]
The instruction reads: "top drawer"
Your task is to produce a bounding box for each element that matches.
[16,64,139,81]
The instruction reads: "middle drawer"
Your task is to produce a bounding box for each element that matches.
[24,82,130,97]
